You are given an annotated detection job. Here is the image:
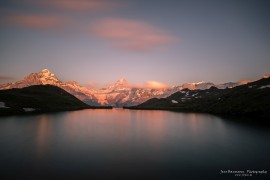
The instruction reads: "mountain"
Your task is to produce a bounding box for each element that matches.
[94,78,170,107]
[0,69,192,107]
[0,85,111,116]
[180,81,215,90]
[106,78,129,90]
[92,79,240,107]
[0,69,60,88]
[0,69,264,107]
[0,69,99,106]
[125,76,270,119]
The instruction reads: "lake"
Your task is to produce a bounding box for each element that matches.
[0,109,269,180]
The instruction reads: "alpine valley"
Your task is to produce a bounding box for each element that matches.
[0,69,263,107]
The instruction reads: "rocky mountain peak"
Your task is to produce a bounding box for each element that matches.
[116,77,128,84]
[41,69,50,73]
[39,69,55,77]
[105,77,129,90]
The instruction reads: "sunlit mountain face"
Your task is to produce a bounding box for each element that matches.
[0,69,264,107]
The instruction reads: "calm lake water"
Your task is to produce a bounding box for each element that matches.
[0,109,269,180]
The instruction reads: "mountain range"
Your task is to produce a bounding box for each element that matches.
[0,69,262,107]
[125,75,270,119]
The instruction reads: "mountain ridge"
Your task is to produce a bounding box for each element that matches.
[0,69,267,107]
[124,76,270,119]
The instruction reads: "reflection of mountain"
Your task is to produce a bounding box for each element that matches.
[0,69,266,107]
[125,76,270,119]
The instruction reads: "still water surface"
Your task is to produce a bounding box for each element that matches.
[0,109,269,179]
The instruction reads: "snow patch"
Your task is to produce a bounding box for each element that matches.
[23,108,36,112]
[190,81,205,85]
[0,102,5,107]
[171,100,178,104]
[0,102,9,108]
[258,85,270,89]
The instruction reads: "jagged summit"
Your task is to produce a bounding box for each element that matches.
[117,77,128,84]
[39,68,55,76]
[41,68,50,73]
[115,77,128,86]
[106,77,129,90]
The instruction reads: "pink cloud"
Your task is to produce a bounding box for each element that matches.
[90,18,174,51]
[5,14,68,29]
[144,81,171,89]
[126,81,171,89]
[26,0,120,11]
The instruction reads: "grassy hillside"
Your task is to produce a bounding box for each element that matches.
[0,85,111,116]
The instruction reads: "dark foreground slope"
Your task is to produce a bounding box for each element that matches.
[0,85,112,116]
[125,77,270,119]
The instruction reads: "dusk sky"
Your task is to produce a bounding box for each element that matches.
[0,0,269,88]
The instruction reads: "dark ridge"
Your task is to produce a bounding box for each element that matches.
[0,85,112,116]
[124,77,270,120]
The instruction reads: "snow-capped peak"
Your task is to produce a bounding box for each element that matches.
[38,69,56,78]
[190,81,206,85]
[41,69,50,73]
[40,69,51,74]
[12,69,60,87]
[117,77,128,84]
[105,78,129,91]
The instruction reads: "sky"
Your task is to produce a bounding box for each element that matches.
[0,0,270,88]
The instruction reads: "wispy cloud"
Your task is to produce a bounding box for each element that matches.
[0,76,15,82]
[90,18,174,51]
[4,14,69,29]
[21,0,121,11]
[86,81,99,89]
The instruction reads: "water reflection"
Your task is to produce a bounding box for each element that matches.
[36,115,52,159]
[0,109,269,179]
[60,109,165,145]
